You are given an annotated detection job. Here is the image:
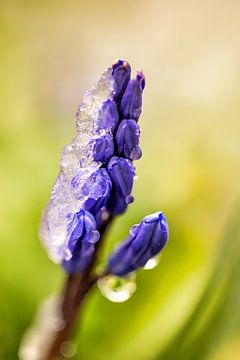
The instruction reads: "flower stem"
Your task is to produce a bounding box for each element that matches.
[43,219,112,360]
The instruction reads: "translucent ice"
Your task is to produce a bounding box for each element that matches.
[40,66,115,263]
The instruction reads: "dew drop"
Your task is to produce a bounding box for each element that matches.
[143,254,161,270]
[125,194,134,204]
[63,248,72,261]
[100,207,109,221]
[97,274,136,303]
[60,341,77,358]
[130,224,139,236]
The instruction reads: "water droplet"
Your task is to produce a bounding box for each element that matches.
[60,341,77,358]
[125,194,134,204]
[63,248,72,261]
[100,207,109,221]
[143,254,161,270]
[97,274,136,303]
[130,224,139,236]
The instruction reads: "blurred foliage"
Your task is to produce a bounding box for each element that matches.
[0,0,240,359]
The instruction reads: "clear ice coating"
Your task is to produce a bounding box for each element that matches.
[97,274,136,303]
[40,66,115,263]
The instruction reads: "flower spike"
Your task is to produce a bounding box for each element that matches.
[40,59,168,283]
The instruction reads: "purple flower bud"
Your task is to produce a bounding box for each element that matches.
[120,70,145,121]
[107,156,135,215]
[83,168,112,216]
[62,209,100,274]
[115,119,142,160]
[112,59,131,102]
[97,99,119,134]
[108,212,168,276]
[91,135,114,164]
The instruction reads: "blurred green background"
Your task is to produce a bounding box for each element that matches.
[1,0,240,359]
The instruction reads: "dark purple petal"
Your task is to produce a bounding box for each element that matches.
[107,156,135,215]
[108,212,168,276]
[62,241,95,274]
[62,209,100,274]
[107,157,135,197]
[91,135,114,164]
[115,119,142,160]
[120,70,145,121]
[97,99,119,134]
[112,59,131,103]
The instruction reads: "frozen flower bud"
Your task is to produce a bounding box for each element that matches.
[91,135,114,164]
[62,209,100,274]
[112,59,131,102]
[97,99,119,134]
[120,70,145,121]
[115,119,142,160]
[107,156,135,215]
[108,212,168,276]
[82,168,112,216]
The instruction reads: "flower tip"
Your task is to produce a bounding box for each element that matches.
[112,58,124,67]
[159,212,168,232]
[112,59,131,102]
[144,211,168,232]
[136,69,145,90]
[112,59,130,71]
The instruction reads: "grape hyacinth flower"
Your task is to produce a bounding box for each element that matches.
[38,59,169,359]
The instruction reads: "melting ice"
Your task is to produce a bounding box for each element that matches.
[40,66,115,263]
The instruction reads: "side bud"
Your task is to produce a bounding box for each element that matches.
[108,212,168,276]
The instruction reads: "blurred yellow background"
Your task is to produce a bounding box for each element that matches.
[0,1,240,359]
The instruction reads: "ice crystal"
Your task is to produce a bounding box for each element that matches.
[40,67,116,263]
